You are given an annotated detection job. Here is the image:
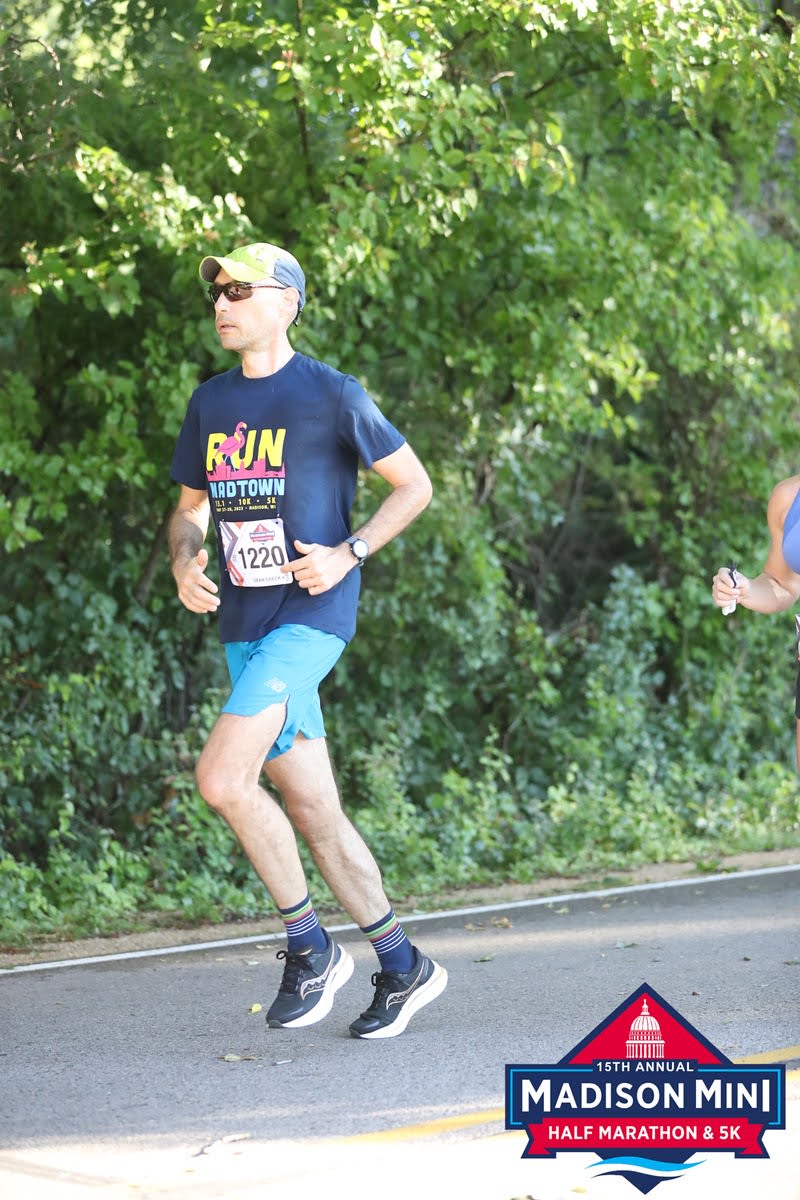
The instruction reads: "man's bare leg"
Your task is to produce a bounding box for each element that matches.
[195,705,309,907]
[264,734,390,927]
[195,710,354,1028]
[266,734,447,1039]
[196,719,444,1035]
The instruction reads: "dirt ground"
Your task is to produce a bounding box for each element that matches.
[2,847,798,971]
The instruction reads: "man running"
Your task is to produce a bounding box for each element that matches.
[168,241,447,1038]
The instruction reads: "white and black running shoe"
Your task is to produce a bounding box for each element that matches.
[349,948,447,1039]
[267,934,354,1028]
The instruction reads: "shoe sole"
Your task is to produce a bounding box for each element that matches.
[351,961,448,1039]
[268,946,354,1029]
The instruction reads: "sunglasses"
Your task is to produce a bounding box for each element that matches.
[206,281,287,304]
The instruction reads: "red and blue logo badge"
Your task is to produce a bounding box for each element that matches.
[505,982,786,1194]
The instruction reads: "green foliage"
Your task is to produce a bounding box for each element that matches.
[2,0,800,943]
[538,567,800,870]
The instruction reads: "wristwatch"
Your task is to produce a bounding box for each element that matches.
[346,535,369,565]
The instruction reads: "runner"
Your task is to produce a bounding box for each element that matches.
[168,241,447,1037]
[711,473,800,769]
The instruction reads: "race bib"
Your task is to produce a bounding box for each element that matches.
[220,519,291,588]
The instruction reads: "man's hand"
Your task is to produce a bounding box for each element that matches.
[173,547,220,613]
[283,539,354,595]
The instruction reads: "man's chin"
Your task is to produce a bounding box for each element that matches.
[217,330,241,350]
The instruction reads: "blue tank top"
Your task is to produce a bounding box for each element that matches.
[782,487,800,572]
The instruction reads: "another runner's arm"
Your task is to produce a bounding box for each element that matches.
[168,485,220,613]
[712,477,800,614]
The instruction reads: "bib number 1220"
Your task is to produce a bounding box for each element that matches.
[220,518,291,588]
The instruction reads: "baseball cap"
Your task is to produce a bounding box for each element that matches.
[198,242,305,311]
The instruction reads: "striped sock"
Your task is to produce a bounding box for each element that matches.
[279,895,327,953]
[361,910,415,974]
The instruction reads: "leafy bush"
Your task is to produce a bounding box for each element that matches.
[2,1,799,945]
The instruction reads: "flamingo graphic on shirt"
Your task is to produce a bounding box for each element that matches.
[213,421,248,468]
[205,423,287,517]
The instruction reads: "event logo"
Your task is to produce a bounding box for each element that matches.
[505,983,786,1194]
[205,424,287,516]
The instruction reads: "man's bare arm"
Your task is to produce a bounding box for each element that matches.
[285,442,433,596]
[354,441,433,553]
[168,486,220,613]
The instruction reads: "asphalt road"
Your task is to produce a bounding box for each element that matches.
[1,865,798,1200]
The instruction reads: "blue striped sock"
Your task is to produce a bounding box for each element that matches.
[279,896,327,953]
[361,910,415,973]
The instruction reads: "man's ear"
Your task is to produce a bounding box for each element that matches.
[283,287,301,326]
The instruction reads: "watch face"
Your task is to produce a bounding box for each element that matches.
[351,538,368,560]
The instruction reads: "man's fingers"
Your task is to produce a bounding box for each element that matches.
[281,541,346,594]
[282,539,316,574]
[197,571,218,594]
[178,560,219,611]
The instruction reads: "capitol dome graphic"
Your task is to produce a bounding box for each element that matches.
[625,997,665,1059]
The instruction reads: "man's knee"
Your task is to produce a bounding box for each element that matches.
[196,705,285,811]
[195,751,235,813]
[196,743,258,814]
[289,788,348,843]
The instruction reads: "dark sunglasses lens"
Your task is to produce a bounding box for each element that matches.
[227,283,251,301]
[207,282,253,303]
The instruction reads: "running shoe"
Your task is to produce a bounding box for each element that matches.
[349,948,447,1039]
[267,934,354,1028]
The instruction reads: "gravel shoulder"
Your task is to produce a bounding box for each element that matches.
[2,847,798,970]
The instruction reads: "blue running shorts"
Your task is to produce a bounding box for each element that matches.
[222,624,346,760]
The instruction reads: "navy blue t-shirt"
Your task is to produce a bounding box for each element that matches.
[170,352,405,644]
